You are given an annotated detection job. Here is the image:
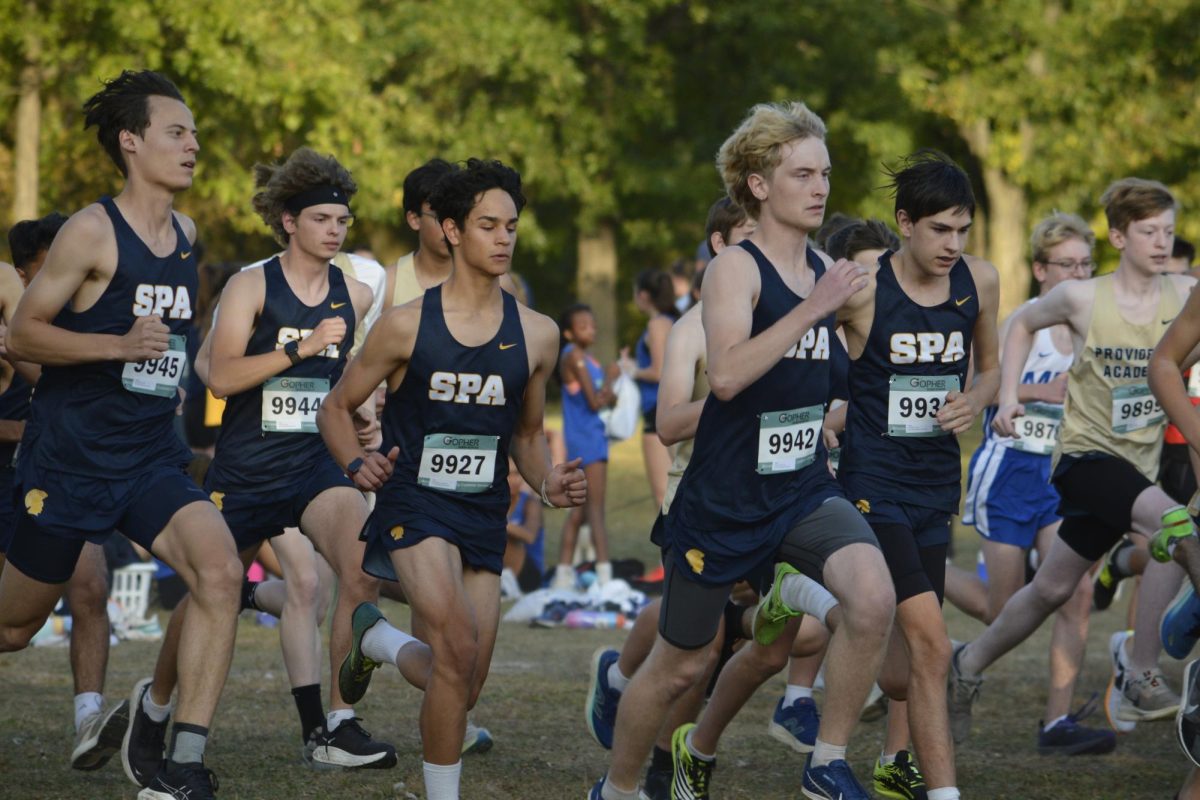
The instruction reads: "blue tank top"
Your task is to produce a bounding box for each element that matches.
[561,343,605,442]
[24,196,194,477]
[206,257,355,494]
[667,241,839,547]
[636,317,669,413]
[0,373,31,467]
[840,251,978,512]
[376,285,530,535]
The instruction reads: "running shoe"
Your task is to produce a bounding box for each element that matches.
[586,648,622,749]
[1177,657,1200,768]
[871,750,927,799]
[1036,695,1116,755]
[1151,507,1196,563]
[670,723,714,800]
[1104,630,1137,733]
[947,641,983,744]
[587,776,650,800]
[122,678,169,787]
[767,696,819,753]
[311,717,397,769]
[1092,538,1134,611]
[462,720,494,755]
[338,602,386,705]
[1121,668,1181,721]
[801,754,870,800]
[136,761,218,800]
[1163,586,1200,660]
[643,763,671,800]
[72,699,129,770]
[752,562,805,647]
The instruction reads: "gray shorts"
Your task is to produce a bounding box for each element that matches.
[658,496,878,649]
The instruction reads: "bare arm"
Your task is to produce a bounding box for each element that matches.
[656,309,705,445]
[938,258,1001,435]
[704,247,868,402]
[1150,284,1200,455]
[562,348,613,412]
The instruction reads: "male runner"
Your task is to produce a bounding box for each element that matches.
[837,151,1002,800]
[592,101,895,800]
[121,147,395,782]
[0,70,242,800]
[321,158,586,800]
[950,177,1197,740]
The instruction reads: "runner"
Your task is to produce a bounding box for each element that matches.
[0,70,242,800]
[323,158,586,800]
[838,150,1002,800]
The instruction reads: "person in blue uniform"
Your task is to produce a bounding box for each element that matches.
[121,147,393,780]
[318,159,586,800]
[0,70,242,800]
[593,101,895,800]
[838,150,1002,800]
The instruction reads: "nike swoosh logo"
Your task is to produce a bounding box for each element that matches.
[1164,318,1177,325]
[955,296,972,307]
[1187,703,1199,715]
[1037,352,1053,358]
[180,251,191,260]
[331,302,347,309]
[499,342,517,350]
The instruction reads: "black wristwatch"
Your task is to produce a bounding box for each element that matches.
[346,457,364,476]
[284,339,302,366]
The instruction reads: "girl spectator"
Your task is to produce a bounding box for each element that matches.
[624,270,679,511]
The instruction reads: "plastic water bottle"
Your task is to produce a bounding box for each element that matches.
[564,609,626,629]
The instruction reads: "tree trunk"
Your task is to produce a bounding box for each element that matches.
[11,17,41,226]
[576,222,618,363]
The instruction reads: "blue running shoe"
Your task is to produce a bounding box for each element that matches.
[801,755,870,800]
[1163,587,1200,660]
[767,696,820,753]
[586,648,622,749]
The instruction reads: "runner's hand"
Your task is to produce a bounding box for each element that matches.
[299,317,347,358]
[1038,373,1068,404]
[808,259,870,318]
[545,457,587,507]
[936,390,979,436]
[353,446,399,491]
[991,402,1026,439]
[121,315,170,362]
[353,400,382,452]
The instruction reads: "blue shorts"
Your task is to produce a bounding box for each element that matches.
[962,443,1060,548]
[205,457,353,552]
[565,429,608,468]
[7,462,210,584]
[361,506,505,579]
[0,465,17,553]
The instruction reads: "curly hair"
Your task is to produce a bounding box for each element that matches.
[251,147,357,245]
[426,158,526,234]
[716,101,826,219]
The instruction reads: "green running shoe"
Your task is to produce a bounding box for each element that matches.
[339,602,386,705]
[872,750,927,799]
[1150,507,1195,563]
[752,562,805,647]
[670,723,714,800]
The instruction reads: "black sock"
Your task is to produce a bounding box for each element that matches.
[291,684,325,742]
[240,579,261,612]
[650,744,672,773]
[169,722,208,765]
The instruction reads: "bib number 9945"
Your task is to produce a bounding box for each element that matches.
[122,334,186,397]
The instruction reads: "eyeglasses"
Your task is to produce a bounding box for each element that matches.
[1042,259,1095,273]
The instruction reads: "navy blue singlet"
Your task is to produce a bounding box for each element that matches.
[829,331,849,405]
[375,285,530,535]
[0,373,32,467]
[205,257,355,494]
[665,241,840,585]
[24,196,194,477]
[840,251,978,512]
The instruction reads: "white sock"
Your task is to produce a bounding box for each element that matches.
[423,760,462,800]
[779,573,838,627]
[607,662,631,692]
[685,728,714,761]
[783,684,813,705]
[879,751,897,766]
[74,692,102,730]
[141,688,173,723]
[601,775,642,800]
[810,738,846,768]
[1043,714,1068,731]
[361,619,418,667]
[928,788,961,800]
[596,561,613,585]
[327,708,356,732]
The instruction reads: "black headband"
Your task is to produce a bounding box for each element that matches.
[283,185,351,215]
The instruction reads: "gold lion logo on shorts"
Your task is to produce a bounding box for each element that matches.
[24,488,47,516]
[855,499,871,515]
[209,491,224,511]
[390,525,405,541]
[685,548,705,575]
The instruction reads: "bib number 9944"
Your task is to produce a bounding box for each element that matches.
[261,377,329,433]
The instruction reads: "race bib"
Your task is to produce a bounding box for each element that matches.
[122,334,186,397]
[756,405,823,474]
[261,377,329,433]
[1111,383,1164,434]
[417,433,499,492]
[887,374,960,437]
[1011,402,1062,455]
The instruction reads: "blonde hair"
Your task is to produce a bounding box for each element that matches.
[717,101,826,219]
[1030,212,1095,263]
[1100,178,1176,233]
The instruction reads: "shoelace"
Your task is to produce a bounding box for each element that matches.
[1061,692,1101,727]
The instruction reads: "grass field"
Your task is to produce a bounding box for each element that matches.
[0,417,1186,799]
